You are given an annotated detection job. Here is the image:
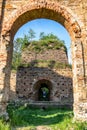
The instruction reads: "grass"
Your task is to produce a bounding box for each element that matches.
[0,117,11,130]
[3,103,87,130]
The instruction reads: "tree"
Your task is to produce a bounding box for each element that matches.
[12,38,23,70]
[13,38,22,53]
[21,34,30,50]
[39,33,58,41]
[39,32,45,40]
[12,35,29,69]
[12,29,36,69]
[28,29,36,42]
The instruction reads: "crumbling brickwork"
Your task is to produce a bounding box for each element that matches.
[22,49,68,64]
[10,68,73,106]
[0,0,87,121]
[10,48,72,106]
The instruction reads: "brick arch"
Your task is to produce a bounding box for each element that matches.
[33,79,53,101]
[0,0,86,121]
[2,0,81,40]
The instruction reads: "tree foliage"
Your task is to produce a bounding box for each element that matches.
[12,38,22,70]
[12,29,36,70]
[28,29,36,41]
[40,33,58,41]
[27,33,67,53]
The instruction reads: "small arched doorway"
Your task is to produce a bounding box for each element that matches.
[33,79,52,101]
[39,83,50,101]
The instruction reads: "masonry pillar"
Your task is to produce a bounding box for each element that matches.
[0,33,12,115]
[72,39,87,121]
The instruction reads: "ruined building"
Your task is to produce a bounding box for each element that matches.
[10,40,73,108]
[0,0,87,121]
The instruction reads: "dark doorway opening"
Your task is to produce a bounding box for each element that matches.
[33,79,52,101]
[39,83,50,101]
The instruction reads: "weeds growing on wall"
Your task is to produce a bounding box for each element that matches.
[19,60,72,69]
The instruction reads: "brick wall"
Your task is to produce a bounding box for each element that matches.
[22,48,68,64]
[10,68,73,107]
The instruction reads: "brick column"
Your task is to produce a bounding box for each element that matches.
[72,39,87,121]
[0,34,12,115]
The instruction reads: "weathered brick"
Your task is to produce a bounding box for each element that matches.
[0,0,87,121]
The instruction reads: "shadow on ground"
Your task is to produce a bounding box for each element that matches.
[7,106,72,127]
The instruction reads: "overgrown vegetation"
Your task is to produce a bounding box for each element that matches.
[19,60,72,69]
[12,29,68,70]
[0,117,11,130]
[23,33,67,53]
[2,103,86,130]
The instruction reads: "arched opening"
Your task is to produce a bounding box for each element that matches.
[33,79,52,101]
[12,18,73,103]
[1,0,85,120]
[8,3,81,109]
[39,83,50,101]
[14,18,71,65]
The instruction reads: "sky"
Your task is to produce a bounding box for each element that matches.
[14,18,71,63]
